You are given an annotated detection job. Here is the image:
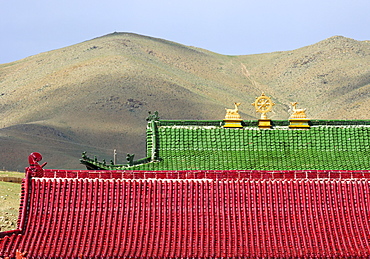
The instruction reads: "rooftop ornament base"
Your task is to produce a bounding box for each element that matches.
[223,119,243,128]
[258,119,272,129]
[289,118,310,128]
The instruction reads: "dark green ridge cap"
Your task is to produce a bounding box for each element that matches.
[158,120,224,127]
[158,120,370,127]
[309,120,370,126]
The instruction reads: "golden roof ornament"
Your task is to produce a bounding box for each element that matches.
[223,102,243,128]
[289,102,310,128]
[252,93,275,120]
[289,102,307,118]
[225,102,241,119]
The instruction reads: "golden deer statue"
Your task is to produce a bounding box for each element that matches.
[290,102,307,118]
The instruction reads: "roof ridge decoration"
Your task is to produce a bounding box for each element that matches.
[289,102,310,128]
[146,111,160,122]
[252,93,275,129]
[223,102,243,128]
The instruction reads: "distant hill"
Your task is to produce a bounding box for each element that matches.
[1,33,369,171]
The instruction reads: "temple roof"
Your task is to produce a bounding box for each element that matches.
[81,120,370,171]
[3,117,370,257]
[2,167,370,258]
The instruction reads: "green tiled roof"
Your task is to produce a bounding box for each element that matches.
[81,120,370,171]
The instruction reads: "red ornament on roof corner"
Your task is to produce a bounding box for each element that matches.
[27,152,47,177]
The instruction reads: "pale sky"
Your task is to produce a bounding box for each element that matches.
[1,0,369,64]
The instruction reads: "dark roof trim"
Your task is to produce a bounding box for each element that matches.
[158,120,370,127]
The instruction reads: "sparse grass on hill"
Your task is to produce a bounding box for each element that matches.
[0,171,23,232]
[0,180,21,232]
[0,33,369,171]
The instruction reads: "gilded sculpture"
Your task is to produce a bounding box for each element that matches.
[223,102,243,128]
[225,102,241,119]
[251,93,275,120]
[289,102,307,118]
[289,102,310,128]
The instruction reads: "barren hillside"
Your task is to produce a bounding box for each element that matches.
[1,33,369,170]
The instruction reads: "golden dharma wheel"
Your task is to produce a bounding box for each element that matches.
[252,93,275,113]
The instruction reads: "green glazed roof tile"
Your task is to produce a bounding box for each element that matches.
[130,123,370,171]
[79,120,370,171]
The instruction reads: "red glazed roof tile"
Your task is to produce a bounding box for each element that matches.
[2,169,370,258]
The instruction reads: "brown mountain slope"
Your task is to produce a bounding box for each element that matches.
[238,36,370,119]
[1,33,369,171]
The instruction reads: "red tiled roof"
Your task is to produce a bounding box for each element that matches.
[2,168,370,258]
